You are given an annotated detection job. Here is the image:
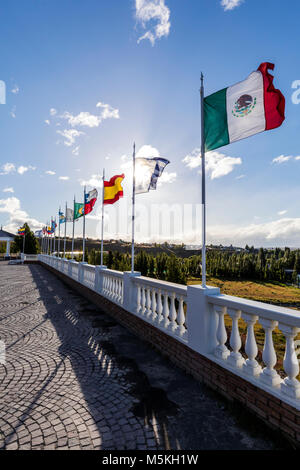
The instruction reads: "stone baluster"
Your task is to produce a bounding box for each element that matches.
[146,287,152,317]
[279,324,300,398]
[242,313,262,377]
[141,286,146,316]
[151,289,157,322]
[169,293,177,333]
[156,289,163,325]
[163,292,170,329]
[136,284,141,314]
[214,305,230,360]
[227,308,244,368]
[260,318,281,387]
[177,295,186,338]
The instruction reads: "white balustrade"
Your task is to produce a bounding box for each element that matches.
[132,277,187,341]
[37,254,300,408]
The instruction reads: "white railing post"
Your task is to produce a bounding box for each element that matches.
[227,308,245,368]
[242,313,262,377]
[97,265,107,294]
[260,318,281,387]
[187,285,220,355]
[123,271,141,312]
[279,323,300,398]
[214,305,230,360]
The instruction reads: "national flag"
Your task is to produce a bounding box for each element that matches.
[18,226,25,236]
[74,203,84,219]
[51,220,57,232]
[204,62,285,151]
[66,208,74,222]
[34,230,43,238]
[135,158,170,194]
[104,174,125,205]
[59,211,66,224]
[84,188,98,215]
[46,226,53,234]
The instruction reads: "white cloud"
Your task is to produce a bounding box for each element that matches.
[236,174,246,180]
[79,174,103,188]
[221,0,244,11]
[278,210,287,216]
[272,155,293,164]
[11,85,19,94]
[96,102,120,120]
[183,148,242,179]
[59,176,70,181]
[45,119,50,125]
[10,106,16,118]
[50,108,57,116]
[157,171,176,185]
[17,165,36,175]
[206,217,300,247]
[56,129,84,147]
[61,111,101,128]
[45,170,56,175]
[0,196,43,233]
[0,163,16,175]
[72,146,80,156]
[3,187,14,193]
[136,0,171,46]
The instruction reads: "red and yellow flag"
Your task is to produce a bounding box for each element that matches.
[103,174,125,205]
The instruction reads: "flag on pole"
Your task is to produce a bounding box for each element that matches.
[34,230,43,238]
[104,174,125,205]
[135,158,170,194]
[84,188,98,215]
[51,220,57,232]
[66,208,74,222]
[74,203,84,219]
[204,62,285,151]
[59,211,66,224]
[18,226,25,236]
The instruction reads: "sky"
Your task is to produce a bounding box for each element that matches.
[1,0,300,247]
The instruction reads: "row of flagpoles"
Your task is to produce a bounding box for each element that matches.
[18,62,285,284]
[33,146,170,273]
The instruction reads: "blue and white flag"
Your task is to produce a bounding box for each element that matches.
[34,230,43,238]
[59,211,66,224]
[135,157,170,194]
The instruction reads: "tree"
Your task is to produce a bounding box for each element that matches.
[14,223,39,254]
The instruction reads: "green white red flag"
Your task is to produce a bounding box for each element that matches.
[204,62,285,151]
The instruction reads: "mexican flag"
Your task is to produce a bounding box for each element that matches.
[204,62,285,151]
[74,202,84,219]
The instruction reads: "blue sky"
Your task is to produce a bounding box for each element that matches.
[1,0,300,247]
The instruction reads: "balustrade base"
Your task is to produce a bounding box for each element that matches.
[281,378,300,399]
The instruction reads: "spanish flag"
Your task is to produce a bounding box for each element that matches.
[103,174,125,205]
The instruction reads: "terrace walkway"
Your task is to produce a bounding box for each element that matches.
[0,262,289,450]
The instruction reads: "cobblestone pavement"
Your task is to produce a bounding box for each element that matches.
[0,262,290,450]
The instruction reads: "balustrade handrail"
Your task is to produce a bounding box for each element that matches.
[133,275,187,296]
[103,268,124,278]
[207,292,300,327]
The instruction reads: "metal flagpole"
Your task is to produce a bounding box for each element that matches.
[71,195,75,259]
[23,231,25,254]
[82,186,86,262]
[63,202,67,258]
[131,143,136,274]
[53,218,56,256]
[101,168,105,266]
[50,217,53,254]
[58,208,61,258]
[200,73,206,287]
